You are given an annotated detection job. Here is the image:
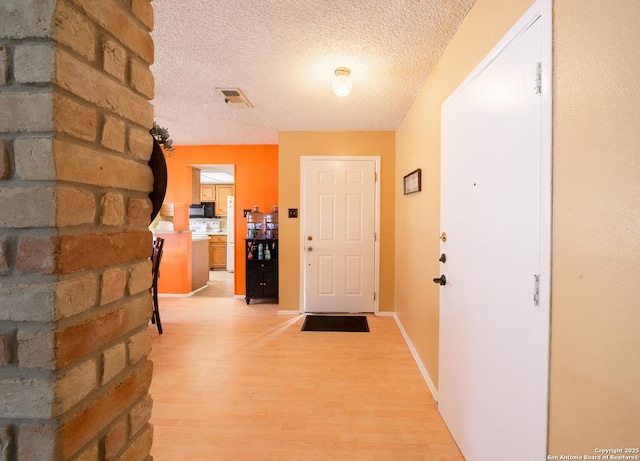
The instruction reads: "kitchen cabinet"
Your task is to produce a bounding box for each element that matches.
[244,239,278,304]
[199,185,234,215]
[215,185,234,216]
[209,234,227,269]
[191,168,201,204]
[200,185,215,202]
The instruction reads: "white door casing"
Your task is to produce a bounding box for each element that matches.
[300,157,379,314]
[438,2,551,460]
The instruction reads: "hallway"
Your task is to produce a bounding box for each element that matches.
[148,297,463,460]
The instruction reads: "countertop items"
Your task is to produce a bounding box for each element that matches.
[156,220,173,231]
[153,227,227,240]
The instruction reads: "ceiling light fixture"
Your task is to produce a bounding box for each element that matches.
[332,67,352,97]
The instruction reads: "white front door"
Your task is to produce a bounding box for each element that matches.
[439,7,550,461]
[301,158,377,313]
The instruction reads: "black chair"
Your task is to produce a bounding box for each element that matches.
[150,237,165,334]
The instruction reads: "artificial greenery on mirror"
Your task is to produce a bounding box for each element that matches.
[150,121,176,156]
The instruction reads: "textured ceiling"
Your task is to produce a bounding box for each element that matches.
[151,0,476,145]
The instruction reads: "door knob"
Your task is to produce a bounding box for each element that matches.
[433,275,447,286]
[439,253,447,263]
[307,246,313,252]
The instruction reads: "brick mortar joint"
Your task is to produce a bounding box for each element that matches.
[54,290,151,330]
[0,365,56,380]
[1,37,56,46]
[0,83,55,93]
[57,358,153,416]
[51,88,150,136]
[53,131,153,166]
[58,0,148,41]
[56,10,153,72]
[53,226,152,238]
[52,48,153,117]
[0,179,58,189]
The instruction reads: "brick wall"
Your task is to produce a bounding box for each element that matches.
[0,1,155,460]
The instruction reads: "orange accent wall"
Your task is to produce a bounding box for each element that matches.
[158,144,278,295]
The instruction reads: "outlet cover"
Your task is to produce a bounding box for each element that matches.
[243,208,251,217]
[288,208,298,218]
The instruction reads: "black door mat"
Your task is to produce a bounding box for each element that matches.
[301,315,369,332]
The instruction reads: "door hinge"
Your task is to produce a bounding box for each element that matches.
[534,62,542,94]
[373,292,376,301]
[374,172,377,182]
[374,233,377,242]
[533,274,540,306]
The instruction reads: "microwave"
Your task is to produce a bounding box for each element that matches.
[189,202,215,218]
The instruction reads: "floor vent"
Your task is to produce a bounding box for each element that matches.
[216,88,253,108]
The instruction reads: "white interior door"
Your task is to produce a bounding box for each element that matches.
[439,9,550,461]
[301,158,376,313]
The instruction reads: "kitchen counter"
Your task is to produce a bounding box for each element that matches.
[150,229,231,293]
[192,231,227,239]
[191,238,209,291]
[152,229,192,235]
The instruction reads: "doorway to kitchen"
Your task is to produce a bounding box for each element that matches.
[192,270,234,298]
[190,164,236,297]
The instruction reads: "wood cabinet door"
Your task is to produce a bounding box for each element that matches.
[200,186,215,202]
[245,271,263,298]
[215,185,234,216]
[262,269,278,298]
[192,168,201,204]
[209,239,227,269]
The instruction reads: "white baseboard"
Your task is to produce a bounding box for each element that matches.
[277,310,302,315]
[158,292,195,298]
[157,285,211,297]
[392,313,439,402]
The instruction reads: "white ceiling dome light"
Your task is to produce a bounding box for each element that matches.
[332,67,352,97]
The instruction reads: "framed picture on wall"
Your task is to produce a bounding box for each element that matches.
[403,169,422,195]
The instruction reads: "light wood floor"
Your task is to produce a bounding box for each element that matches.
[192,270,235,298]
[149,296,464,460]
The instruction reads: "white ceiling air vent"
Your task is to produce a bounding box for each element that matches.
[216,88,253,108]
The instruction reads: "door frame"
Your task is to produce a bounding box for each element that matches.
[439,0,552,455]
[299,156,381,314]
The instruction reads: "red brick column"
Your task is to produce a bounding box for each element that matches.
[0,1,156,459]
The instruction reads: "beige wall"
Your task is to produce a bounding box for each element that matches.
[395,0,535,391]
[549,0,640,451]
[396,0,640,451]
[278,132,395,312]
